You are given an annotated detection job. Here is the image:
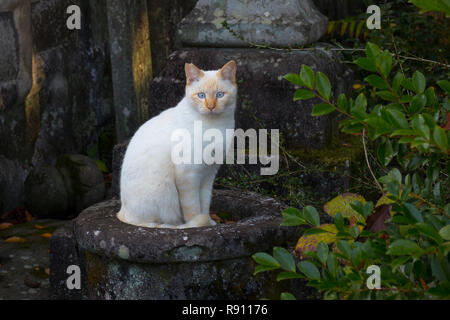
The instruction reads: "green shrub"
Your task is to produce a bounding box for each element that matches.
[253,42,450,300]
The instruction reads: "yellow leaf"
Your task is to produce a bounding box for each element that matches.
[0,223,13,230]
[323,193,366,223]
[376,192,401,215]
[25,210,33,222]
[4,236,27,243]
[295,224,338,256]
[34,224,46,230]
[41,233,52,239]
[376,193,396,207]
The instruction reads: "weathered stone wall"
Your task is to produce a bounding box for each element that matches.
[0,0,114,213]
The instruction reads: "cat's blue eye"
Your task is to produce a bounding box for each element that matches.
[216,92,225,98]
[197,92,206,99]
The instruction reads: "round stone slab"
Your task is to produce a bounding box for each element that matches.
[178,0,328,47]
[74,189,297,264]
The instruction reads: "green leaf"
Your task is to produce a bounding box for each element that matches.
[403,203,424,223]
[254,265,280,275]
[366,42,381,59]
[365,75,389,90]
[401,78,415,91]
[312,103,335,116]
[437,79,450,94]
[337,94,349,112]
[387,239,423,256]
[273,247,296,272]
[428,282,450,299]
[386,109,409,130]
[297,261,321,280]
[281,208,306,226]
[294,89,315,101]
[280,292,296,300]
[377,140,394,166]
[391,129,416,136]
[392,72,404,92]
[351,247,364,267]
[277,272,304,281]
[316,72,332,100]
[327,253,337,276]
[377,91,397,102]
[433,126,449,149]
[252,252,280,267]
[317,242,329,264]
[284,73,302,86]
[439,225,450,240]
[337,240,352,258]
[430,256,448,282]
[425,87,436,106]
[379,51,392,78]
[412,114,430,140]
[300,65,315,89]
[415,223,443,245]
[410,94,427,114]
[409,0,450,16]
[349,225,361,239]
[354,57,377,72]
[412,71,426,93]
[387,181,401,198]
[303,206,320,227]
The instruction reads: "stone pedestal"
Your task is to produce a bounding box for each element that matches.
[50,190,314,299]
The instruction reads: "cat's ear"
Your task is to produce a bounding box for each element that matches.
[185,63,204,86]
[218,60,237,85]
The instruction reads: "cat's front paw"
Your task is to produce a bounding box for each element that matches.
[178,215,217,228]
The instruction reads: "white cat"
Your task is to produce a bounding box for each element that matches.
[117,61,237,229]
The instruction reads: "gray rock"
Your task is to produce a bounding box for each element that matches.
[149,47,353,149]
[178,0,328,47]
[24,166,70,219]
[56,154,106,214]
[24,154,105,219]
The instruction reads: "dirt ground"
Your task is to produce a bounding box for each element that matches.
[0,219,67,300]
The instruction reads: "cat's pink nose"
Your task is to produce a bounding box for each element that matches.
[206,104,216,111]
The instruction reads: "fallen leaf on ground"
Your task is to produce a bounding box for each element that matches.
[4,236,27,243]
[41,233,52,239]
[34,224,46,230]
[0,222,13,230]
[25,210,33,222]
